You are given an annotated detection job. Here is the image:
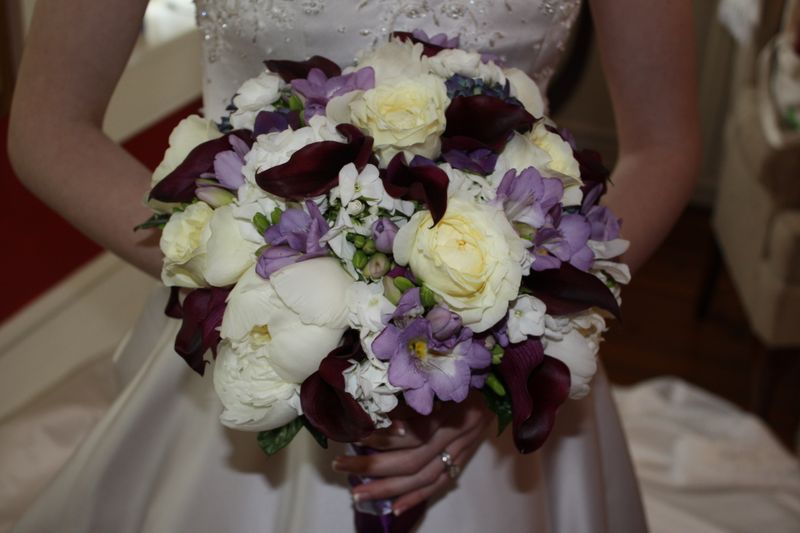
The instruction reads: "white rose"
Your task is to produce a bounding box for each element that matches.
[506,295,547,344]
[151,115,222,186]
[529,122,583,205]
[229,71,283,130]
[441,162,494,201]
[349,74,450,165]
[490,132,551,186]
[504,68,545,118]
[355,39,426,83]
[159,202,214,288]
[425,49,506,85]
[204,205,261,287]
[213,340,300,431]
[542,313,606,399]
[393,196,525,332]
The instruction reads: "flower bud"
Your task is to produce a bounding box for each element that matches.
[196,186,235,208]
[353,250,369,270]
[346,199,365,216]
[426,305,461,341]
[383,276,403,305]
[371,218,399,253]
[362,239,377,255]
[513,222,536,241]
[392,276,415,293]
[364,253,390,279]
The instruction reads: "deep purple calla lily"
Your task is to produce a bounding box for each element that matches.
[264,55,341,82]
[442,148,498,175]
[149,130,253,203]
[522,262,622,319]
[256,124,374,200]
[253,110,302,136]
[497,338,571,454]
[576,148,610,198]
[381,155,449,225]
[173,287,230,376]
[300,331,375,442]
[442,95,535,153]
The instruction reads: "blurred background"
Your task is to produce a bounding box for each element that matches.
[1,1,799,531]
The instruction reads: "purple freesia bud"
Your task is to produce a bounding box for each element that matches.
[426,305,462,341]
[371,218,399,253]
[494,168,563,229]
[392,288,424,322]
[213,134,249,190]
[585,205,621,242]
[365,253,391,280]
[291,67,375,121]
[256,201,330,278]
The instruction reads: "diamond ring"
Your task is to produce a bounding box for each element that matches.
[439,451,461,480]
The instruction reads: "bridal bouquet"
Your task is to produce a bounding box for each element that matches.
[141,31,629,461]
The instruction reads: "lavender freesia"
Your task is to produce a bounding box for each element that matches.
[370,218,399,254]
[291,67,375,121]
[372,317,490,415]
[530,210,593,272]
[213,135,250,190]
[494,167,563,229]
[256,201,330,278]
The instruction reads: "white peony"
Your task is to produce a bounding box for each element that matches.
[229,71,283,130]
[159,202,214,288]
[354,39,426,84]
[529,122,583,205]
[542,312,607,399]
[506,295,547,343]
[204,205,261,287]
[214,259,354,431]
[393,196,525,332]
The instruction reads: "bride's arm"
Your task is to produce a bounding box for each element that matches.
[338,0,701,513]
[8,0,161,278]
[590,0,701,273]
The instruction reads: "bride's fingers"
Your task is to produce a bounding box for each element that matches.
[350,422,485,501]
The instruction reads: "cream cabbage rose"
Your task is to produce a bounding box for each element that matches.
[151,115,222,186]
[349,74,450,164]
[159,202,214,288]
[214,258,355,431]
[505,67,545,118]
[393,196,525,332]
[204,205,261,287]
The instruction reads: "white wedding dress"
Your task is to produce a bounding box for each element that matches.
[12,1,648,531]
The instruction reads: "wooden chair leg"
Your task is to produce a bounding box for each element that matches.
[695,241,722,320]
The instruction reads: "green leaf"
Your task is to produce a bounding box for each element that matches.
[301,416,329,450]
[483,387,513,437]
[134,213,171,232]
[256,417,303,456]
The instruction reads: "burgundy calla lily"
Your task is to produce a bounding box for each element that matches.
[265,55,341,82]
[256,124,373,200]
[497,338,571,454]
[253,110,302,136]
[442,95,535,153]
[300,331,375,442]
[164,287,182,319]
[381,155,450,225]
[523,262,622,319]
[173,287,230,376]
[149,130,253,204]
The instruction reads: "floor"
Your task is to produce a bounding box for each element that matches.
[602,206,800,448]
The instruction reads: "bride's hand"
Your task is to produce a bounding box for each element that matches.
[332,390,493,515]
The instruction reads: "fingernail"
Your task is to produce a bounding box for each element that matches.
[393,506,406,516]
[332,459,342,472]
[352,492,362,503]
[391,422,407,436]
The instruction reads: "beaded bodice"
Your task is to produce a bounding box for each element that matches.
[194,0,581,119]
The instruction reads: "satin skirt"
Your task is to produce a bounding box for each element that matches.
[12,287,647,532]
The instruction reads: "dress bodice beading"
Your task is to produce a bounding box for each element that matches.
[193,0,581,120]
